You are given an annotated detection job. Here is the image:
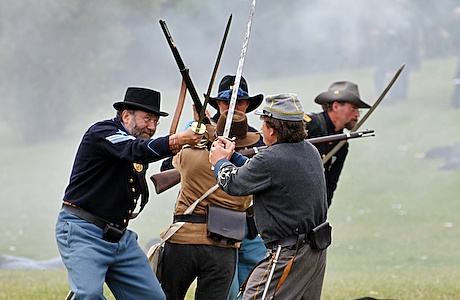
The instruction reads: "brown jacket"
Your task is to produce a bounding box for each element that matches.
[161,146,251,247]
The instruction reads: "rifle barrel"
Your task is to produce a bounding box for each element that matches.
[149,129,375,194]
[159,20,209,124]
[321,64,405,164]
[238,129,374,157]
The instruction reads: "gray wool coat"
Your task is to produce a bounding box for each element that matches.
[214,140,328,244]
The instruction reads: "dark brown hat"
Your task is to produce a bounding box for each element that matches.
[208,75,263,113]
[314,81,370,108]
[113,87,169,116]
[215,110,260,148]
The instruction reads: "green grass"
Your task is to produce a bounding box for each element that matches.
[1,56,459,299]
[0,270,116,300]
[323,268,460,299]
[1,268,458,299]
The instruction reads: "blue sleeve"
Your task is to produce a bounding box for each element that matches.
[230,151,248,167]
[92,122,172,163]
[184,121,193,130]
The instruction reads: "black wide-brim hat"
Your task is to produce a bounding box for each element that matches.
[314,81,371,108]
[208,75,263,113]
[113,87,169,117]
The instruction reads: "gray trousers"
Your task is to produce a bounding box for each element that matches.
[242,245,327,300]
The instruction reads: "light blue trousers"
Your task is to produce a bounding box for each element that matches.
[55,210,165,300]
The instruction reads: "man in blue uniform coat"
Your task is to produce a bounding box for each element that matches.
[55,87,203,300]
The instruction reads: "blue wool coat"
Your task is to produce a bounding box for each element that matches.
[63,118,172,227]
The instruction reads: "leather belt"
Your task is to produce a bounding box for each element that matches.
[173,214,207,224]
[265,233,308,250]
[61,202,124,230]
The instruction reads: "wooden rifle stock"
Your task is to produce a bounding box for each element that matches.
[150,168,181,195]
[149,129,374,194]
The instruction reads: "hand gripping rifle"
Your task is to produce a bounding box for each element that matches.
[150,129,375,194]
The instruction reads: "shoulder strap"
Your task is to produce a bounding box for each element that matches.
[184,184,219,214]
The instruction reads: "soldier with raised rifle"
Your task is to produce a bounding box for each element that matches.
[160,110,260,299]
[305,81,371,207]
[156,16,269,298]
[157,75,268,299]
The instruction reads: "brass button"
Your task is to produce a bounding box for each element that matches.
[132,187,136,192]
[133,163,143,172]
[129,178,134,183]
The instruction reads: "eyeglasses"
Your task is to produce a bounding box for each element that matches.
[343,104,361,115]
[134,113,160,126]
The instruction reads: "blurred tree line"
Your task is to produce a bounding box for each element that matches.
[0,1,170,144]
[0,0,458,144]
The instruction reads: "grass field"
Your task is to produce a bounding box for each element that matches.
[1,56,459,299]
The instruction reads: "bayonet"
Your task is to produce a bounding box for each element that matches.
[191,14,233,134]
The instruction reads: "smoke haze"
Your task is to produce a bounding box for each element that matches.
[1,0,458,143]
[1,0,459,261]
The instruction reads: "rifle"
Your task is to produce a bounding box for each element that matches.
[150,129,374,194]
[238,129,374,157]
[159,20,210,124]
[151,168,181,195]
[191,14,232,135]
[322,64,405,164]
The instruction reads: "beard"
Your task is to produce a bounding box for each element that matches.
[127,119,155,140]
[344,119,357,130]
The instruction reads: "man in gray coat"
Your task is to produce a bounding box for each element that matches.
[210,93,329,300]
